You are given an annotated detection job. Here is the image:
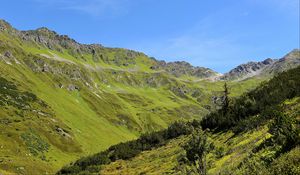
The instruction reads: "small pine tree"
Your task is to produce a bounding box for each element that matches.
[184,129,212,175]
[222,82,230,115]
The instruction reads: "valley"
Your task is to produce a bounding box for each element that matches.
[0,19,299,174]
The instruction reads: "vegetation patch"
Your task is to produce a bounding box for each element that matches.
[21,130,50,159]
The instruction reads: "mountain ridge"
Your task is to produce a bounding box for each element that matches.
[222,49,300,80]
[0,19,299,174]
[0,19,219,79]
[2,19,298,81]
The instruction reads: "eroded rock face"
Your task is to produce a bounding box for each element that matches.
[0,19,14,32]
[0,51,20,65]
[221,49,300,80]
[56,127,72,138]
[20,27,104,56]
[221,58,275,80]
[67,84,80,91]
[151,60,218,79]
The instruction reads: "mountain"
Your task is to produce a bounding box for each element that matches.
[0,19,298,174]
[0,19,238,174]
[59,65,300,175]
[222,49,300,80]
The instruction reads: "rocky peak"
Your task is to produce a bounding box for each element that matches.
[35,27,57,35]
[222,59,275,80]
[20,27,104,56]
[153,60,218,78]
[0,19,18,35]
[280,49,300,61]
[222,49,300,80]
[262,58,274,65]
[0,19,12,31]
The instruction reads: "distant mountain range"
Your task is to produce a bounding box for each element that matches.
[221,49,300,80]
[1,19,298,81]
[0,18,299,174]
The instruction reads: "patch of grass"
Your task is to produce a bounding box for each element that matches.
[21,130,50,158]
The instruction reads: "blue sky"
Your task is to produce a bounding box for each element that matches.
[0,0,299,73]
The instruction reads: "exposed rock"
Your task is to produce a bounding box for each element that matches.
[153,60,218,78]
[4,51,13,58]
[20,27,104,60]
[149,65,159,70]
[262,58,274,65]
[67,84,80,91]
[0,19,16,33]
[41,63,50,72]
[222,60,273,80]
[222,49,300,80]
[170,86,189,98]
[0,51,20,65]
[55,127,71,138]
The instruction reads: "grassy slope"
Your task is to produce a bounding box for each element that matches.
[99,126,270,174]
[100,97,300,174]
[0,30,265,174]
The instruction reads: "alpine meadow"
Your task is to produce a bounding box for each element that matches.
[0,0,299,175]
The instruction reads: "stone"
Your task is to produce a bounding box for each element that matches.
[4,51,12,58]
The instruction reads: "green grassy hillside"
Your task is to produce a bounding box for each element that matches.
[100,96,300,175]
[59,66,300,175]
[0,19,270,174]
[1,19,299,174]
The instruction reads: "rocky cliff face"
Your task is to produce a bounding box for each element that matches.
[222,49,300,80]
[222,58,276,80]
[264,49,300,75]
[151,60,218,78]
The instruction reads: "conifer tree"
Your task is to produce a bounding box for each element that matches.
[222,82,230,116]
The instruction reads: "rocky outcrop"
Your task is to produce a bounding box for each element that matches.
[0,51,20,65]
[20,27,104,57]
[2,19,299,82]
[222,49,300,80]
[1,19,219,79]
[264,49,300,75]
[151,60,218,79]
[222,58,275,80]
[0,19,18,35]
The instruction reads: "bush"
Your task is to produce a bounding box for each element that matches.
[183,129,213,175]
[268,109,300,153]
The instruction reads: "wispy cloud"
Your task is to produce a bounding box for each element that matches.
[32,0,130,16]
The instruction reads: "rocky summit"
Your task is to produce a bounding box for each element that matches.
[222,49,300,80]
